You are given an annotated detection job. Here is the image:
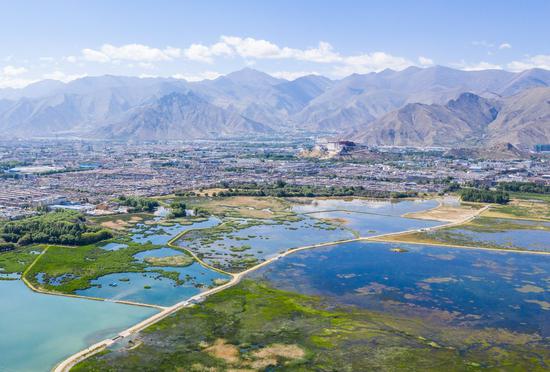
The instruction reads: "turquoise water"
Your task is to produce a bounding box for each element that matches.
[307,210,442,236]
[0,280,157,372]
[292,198,440,215]
[76,263,229,306]
[251,241,550,336]
[130,217,221,245]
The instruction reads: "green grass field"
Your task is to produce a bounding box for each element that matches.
[23,240,194,293]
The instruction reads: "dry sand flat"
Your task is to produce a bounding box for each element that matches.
[403,203,485,223]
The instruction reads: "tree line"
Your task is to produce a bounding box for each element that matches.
[459,188,510,204]
[184,181,419,199]
[0,210,113,246]
[116,195,159,212]
[497,181,550,194]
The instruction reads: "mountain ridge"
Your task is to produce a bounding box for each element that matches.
[0,66,548,147]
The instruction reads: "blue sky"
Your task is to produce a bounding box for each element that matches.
[1,0,549,87]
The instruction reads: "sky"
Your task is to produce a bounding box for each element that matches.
[0,0,549,88]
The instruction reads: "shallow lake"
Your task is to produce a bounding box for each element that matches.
[76,263,229,306]
[292,198,440,216]
[444,219,550,252]
[250,241,550,336]
[130,217,221,245]
[177,216,354,271]
[307,210,442,236]
[0,280,157,372]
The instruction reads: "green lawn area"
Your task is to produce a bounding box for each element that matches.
[73,280,550,372]
[483,195,550,221]
[508,192,550,203]
[24,240,194,293]
[0,245,44,275]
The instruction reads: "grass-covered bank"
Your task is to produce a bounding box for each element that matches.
[23,241,196,293]
[380,216,550,252]
[0,245,43,277]
[73,280,550,372]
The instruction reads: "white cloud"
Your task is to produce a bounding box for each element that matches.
[172,71,222,82]
[65,56,78,63]
[183,36,420,76]
[185,36,341,64]
[3,65,27,76]
[42,71,87,82]
[334,52,413,76]
[499,43,512,50]
[184,42,232,63]
[0,77,36,89]
[0,65,34,88]
[82,48,111,63]
[270,71,320,80]
[418,56,434,66]
[454,60,503,71]
[507,55,550,71]
[81,43,181,63]
[292,41,341,63]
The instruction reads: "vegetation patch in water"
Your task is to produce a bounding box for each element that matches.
[73,280,550,372]
[143,254,194,267]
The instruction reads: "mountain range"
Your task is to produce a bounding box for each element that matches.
[0,66,549,148]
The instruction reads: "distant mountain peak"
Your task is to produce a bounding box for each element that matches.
[222,67,282,85]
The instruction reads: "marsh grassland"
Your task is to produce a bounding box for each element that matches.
[73,280,550,372]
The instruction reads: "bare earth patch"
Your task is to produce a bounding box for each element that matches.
[404,202,484,223]
[524,299,550,310]
[320,217,349,225]
[198,196,291,219]
[515,284,545,293]
[249,343,305,368]
[204,339,240,364]
[101,220,129,230]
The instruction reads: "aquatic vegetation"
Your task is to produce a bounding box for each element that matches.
[251,241,549,336]
[177,216,352,272]
[0,245,43,275]
[76,264,230,306]
[73,280,550,371]
[143,255,194,267]
[384,217,550,252]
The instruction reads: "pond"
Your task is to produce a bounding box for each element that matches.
[130,217,221,245]
[307,210,442,236]
[441,219,550,252]
[100,242,129,251]
[76,263,229,306]
[250,241,550,336]
[176,216,354,271]
[0,280,157,372]
[292,198,440,216]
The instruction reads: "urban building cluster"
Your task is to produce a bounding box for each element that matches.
[1,139,549,219]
